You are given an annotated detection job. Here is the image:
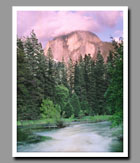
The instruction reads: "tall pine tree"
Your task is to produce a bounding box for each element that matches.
[94,50,106,115]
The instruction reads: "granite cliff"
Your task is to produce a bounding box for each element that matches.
[44,31,113,62]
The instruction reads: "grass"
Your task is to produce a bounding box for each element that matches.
[80,115,112,122]
[62,115,112,123]
[17,115,112,127]
[17,119,56,126]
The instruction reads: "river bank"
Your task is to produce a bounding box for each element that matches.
[17,115,112,128]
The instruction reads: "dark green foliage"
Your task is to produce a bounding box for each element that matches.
[73,53,107,116]
[17,38,29,120]
[63,101,73,118]
[87,60,96,115]
[17,31,48,120]
[69,93,81,117]
[17,31,59,120]
[94,50,106,115]
[105,40,123,126]
[61,57,69,88]
[45,47,56,100]
[83,54,92,99]
[74,56,87,102]
[80,100,91,116]
[78,110,85,119]
[68,57,74,94]
[55,85,69,115]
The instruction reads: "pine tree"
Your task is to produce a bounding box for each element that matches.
[61,57,69,88]
[45,47,56,100]
[74,55,92,115]
[74,61,81,96]
[74,56,87,102]
[54,58,68,88]
[105,40,123,126]
[19,31,46,119]
[70,93,81,117]
[88,59,96,115]
[83,54,91,98]
[68,57,74,95]
[17,38,30,120]
[63,101,73,118]
[94,50,106,115]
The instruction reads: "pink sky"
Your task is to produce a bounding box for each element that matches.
[17,11,123,48]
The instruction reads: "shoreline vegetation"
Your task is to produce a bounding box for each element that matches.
[17,115,111,128]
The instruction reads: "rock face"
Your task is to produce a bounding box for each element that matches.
[44,30,113,62]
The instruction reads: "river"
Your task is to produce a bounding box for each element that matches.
[17,121,123,152]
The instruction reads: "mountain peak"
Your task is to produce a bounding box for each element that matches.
[54,30,100,39]
[44,30,112,62]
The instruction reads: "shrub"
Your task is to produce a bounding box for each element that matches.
[40,98,60,120]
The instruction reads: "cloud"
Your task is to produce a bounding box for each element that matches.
[17,11,40,37]
[95,11,122,27]
[17,11,123,47]
[30,11,100,40]
[114,30,123,37]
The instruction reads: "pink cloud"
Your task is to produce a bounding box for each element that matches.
[17,11,40,37]
[17,11,123,47]
[114,30,123,36]
[95,11,122,27]
[31,11,100,40]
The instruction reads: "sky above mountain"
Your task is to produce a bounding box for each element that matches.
[17,10,123,48]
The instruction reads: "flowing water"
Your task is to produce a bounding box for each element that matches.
[17,121,123,152]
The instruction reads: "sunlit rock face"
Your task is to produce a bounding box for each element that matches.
[44,31,113,62]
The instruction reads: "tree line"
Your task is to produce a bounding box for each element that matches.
[17,31,123,126]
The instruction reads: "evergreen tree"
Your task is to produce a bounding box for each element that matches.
[17,38,30,120]
[55,85,69,116]
[105,40,123,126]
[80,100,91,116]
[74,56,87,103]
[83,54,92,99]
[74,61,81,96]
[70,93,81,117]
[18,31,47,120]
[63,101,73,118]
[68,57,74,95]
[104,51,115,114]
[54,58,68,88]
[88,59,96,115]
[94,50,106,115]
[61,57,69,88]
[45,47,56,100]
[53,62,63,85]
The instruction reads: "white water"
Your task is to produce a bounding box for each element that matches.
[18,121,122,152]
